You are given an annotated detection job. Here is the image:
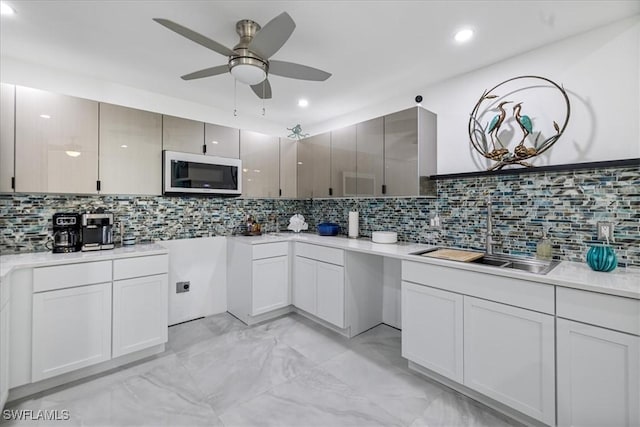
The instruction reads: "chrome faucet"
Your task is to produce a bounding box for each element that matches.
[485,196,494,255]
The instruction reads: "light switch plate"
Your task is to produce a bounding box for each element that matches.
[597,222,614,241]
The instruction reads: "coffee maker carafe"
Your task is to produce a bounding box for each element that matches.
[81,211,114,251]
[52,213,82,253]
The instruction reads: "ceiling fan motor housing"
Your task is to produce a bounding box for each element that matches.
[229,19,269,84]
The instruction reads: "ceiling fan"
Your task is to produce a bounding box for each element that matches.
[153,12,332,99]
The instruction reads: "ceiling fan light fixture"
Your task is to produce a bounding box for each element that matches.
[229,57,268,85]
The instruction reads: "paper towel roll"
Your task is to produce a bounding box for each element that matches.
[348,211,359,238]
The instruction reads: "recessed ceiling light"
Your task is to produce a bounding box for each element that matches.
[39,114,51,119]
[120,144,128,148]
[253,169,261,173]
[242,168,248,173]
[298,99,309,108]
[454,28,474,43]
[0,2,15,15]
[65,151,81,158]
[297,161,303,165]
[210,140,219,145]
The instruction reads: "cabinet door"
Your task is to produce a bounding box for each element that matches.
[162,115,203,154]
[401,282,463,382]
[330,125,356,197]
[112,274,168,358]
[384,108,418,196]
[297,133,330,198]
[316,262,344,328]
[279,138,297,198]
[99,103,162,195]
[205,122,239,158]
[15,86,99,194]
[32,282,111,381]
[356,117,383,196]
[0,304,9,409]
[294,256,316,315]
[240,130,279,198]
[557,318,639,427]
[463,296,555,425]
[0,83,14,193]
[252,256,289,316]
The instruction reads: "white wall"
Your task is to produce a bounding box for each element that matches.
[310,16,640,174]
[161,237,227,325]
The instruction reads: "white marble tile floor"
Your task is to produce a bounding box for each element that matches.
[2,313,521,427]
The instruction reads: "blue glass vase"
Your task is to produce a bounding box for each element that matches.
[586,245,617,272]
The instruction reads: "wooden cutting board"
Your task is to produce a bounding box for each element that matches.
[421,248,484,262]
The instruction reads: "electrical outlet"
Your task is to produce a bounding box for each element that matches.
[597,222,614,241]
[176,281,190,293]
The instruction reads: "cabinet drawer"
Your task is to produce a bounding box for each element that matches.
[34,261,112,293]
[402,260,554,314]
[296,242,344,266]
[557,287,640,335]
[252,242,289,260]
[114,254,168,280]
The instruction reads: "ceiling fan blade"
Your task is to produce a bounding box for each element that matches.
[153,18,236,57]
[181,65,229,80]
[269,60,331,81]
[250,79,272,99]
[248,12,295,59]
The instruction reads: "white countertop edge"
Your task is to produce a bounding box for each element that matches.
[0,243,169,280]
[229,234,640,300]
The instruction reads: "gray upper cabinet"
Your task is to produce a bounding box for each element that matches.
[356,117,384,197]
[204,123,239,158]
[240,130,279,198]
[330,125,357,197]
[99,103,162,195]
[297,132,330,198]
[15,86,99,194]
[162,115,204,154]
[0,84,15,193]
[279,138,297,198]
[384,107,436,197]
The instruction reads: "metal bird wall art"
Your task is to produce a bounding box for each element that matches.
[287,124,309,139]
[468,75,571,170]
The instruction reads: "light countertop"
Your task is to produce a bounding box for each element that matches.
[0,244,168,281]
[229,233,640,300]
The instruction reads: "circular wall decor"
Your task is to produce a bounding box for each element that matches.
[468,75,570,170]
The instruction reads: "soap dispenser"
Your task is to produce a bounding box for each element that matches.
[536,228,552,260]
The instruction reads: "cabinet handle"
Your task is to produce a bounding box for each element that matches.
[329,187,333,196]
[279,189,282,197]
[202,143,207,154]
[96,180,101,191]
[382,184,387,195]
[11,176,15,190]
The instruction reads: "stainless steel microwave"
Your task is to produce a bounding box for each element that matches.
[163,150,242,196]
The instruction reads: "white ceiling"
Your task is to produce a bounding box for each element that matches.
[1,0,638,135]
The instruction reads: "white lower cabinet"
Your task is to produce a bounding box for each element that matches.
[112,274,168,358]
[31,282,112,382]
[557,318,639,427]
[0,297,9,409]
[401,281,463,382]
[293,256,316,314]
[463,296,555,425]
[293,255,345,328]
[252,256,289,316]
[316,262,345,328]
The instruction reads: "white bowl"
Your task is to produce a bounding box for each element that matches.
[372,231,397,244]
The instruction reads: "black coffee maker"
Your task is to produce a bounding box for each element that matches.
[52,213,82,253]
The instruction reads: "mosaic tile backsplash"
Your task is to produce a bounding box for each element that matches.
[1,164,638,266]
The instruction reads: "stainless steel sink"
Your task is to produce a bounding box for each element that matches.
[472,254,560,275]
[410,248,559,275]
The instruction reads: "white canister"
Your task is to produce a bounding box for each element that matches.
[348,211,359,238]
